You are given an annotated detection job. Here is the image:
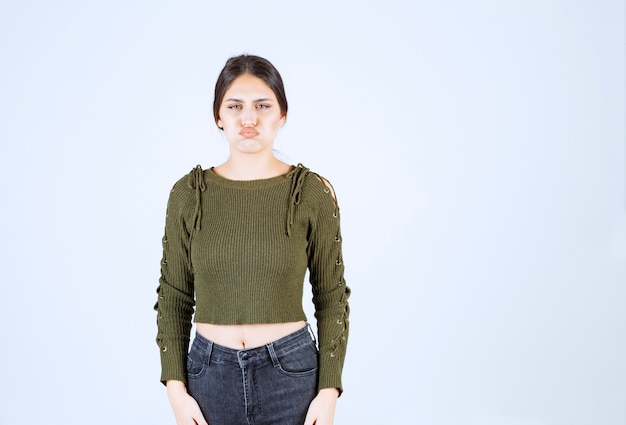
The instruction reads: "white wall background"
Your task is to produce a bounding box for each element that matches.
[1,1,624,424]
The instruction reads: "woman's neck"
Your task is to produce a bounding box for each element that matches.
[214,154,291,181]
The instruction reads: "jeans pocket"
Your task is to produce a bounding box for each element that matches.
[275,342,319,377]
[187,342,209,379]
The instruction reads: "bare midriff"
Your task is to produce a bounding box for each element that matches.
[196,321,307,349]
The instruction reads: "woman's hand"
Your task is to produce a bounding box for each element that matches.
[303,388,339,425]
[166,380,208,425]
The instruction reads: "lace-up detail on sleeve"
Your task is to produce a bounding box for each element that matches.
[154,172,197,384]
[305,172,351,394]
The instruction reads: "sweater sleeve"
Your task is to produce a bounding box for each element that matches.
[306,175,351,395]
[154,177,195,385]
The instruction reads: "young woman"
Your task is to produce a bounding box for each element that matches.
[155,54,350,425]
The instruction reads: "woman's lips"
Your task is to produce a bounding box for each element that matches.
[239,128,259,138]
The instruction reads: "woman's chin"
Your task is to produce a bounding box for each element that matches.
[234,139,269,154]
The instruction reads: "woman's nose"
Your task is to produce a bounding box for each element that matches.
[241,107,257,126]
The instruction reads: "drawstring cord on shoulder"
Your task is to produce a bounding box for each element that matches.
[186,165,206,269]
[188,165,206,231]
[286,163,310,236]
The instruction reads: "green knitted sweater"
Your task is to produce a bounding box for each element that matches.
[155,164,350,393]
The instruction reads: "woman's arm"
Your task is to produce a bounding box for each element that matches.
[304,173,351,424]
[306,174,351,393]
[155,176,196,384]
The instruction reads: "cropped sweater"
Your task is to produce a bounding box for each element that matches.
[155,164,350,393]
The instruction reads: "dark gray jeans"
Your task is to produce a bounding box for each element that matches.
[187,324,319,425]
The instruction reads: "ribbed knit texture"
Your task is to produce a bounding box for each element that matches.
[155,164,350,393]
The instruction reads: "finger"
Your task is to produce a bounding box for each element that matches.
[193,414,209,425]
[303,411,315,425]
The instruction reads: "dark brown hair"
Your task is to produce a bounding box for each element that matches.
[213,54,288,129]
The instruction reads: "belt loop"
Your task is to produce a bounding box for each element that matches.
[306,323,317,346]
[266,342,280,368]
[205,340,213,367]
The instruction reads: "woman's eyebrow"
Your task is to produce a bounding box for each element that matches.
[224,97,274,103]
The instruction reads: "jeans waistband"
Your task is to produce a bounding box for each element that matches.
[191,323,315,368]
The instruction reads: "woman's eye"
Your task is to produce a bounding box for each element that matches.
[256,104,269,109]
[228,104,242,110]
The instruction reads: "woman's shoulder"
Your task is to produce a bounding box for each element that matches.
[312,173,336,200]
[167,165,205,206]
[169,164,206,189]
[297,166,339,212]
[299,165,335,194]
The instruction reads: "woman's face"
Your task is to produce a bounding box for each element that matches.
[217,74,286,155]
